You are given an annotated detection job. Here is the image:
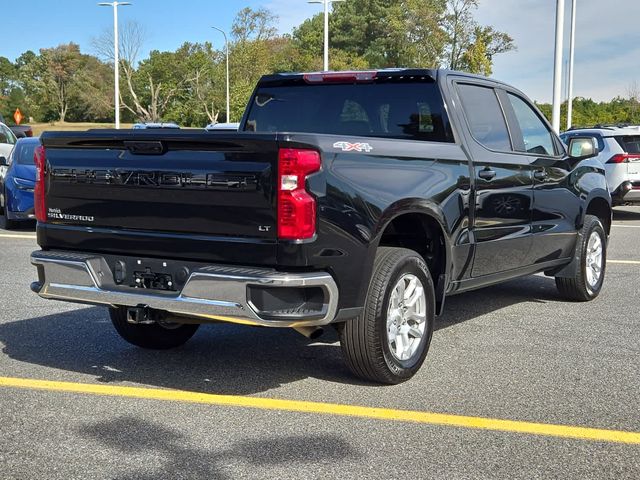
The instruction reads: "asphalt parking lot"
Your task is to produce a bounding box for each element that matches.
[0,208,639,479]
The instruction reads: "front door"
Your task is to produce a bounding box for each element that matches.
[501,91,579,263]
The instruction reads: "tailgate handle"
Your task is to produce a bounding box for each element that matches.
[124,141,165,155]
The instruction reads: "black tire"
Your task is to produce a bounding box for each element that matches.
[555,214,607,302]
[109,307,200,349]
[339,247,436,384]
[0,188,18,230]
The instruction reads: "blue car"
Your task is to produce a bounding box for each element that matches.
[0,137,39,229]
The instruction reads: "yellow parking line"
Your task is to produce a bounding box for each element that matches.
[0,376,638,444]
[0,233,36,239]
[608,260,640,265]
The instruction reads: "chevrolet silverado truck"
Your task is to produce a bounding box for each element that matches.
[30,69,611,384]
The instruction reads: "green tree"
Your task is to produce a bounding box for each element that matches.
[444,0,515,74]
[293,0,513,73]
[0,57,15,95]
[18,44,106,122]
[232,7,278,42]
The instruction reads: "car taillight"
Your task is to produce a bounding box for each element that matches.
[607,153,640,163]
[34,145,46,223]
[278,148,321,240]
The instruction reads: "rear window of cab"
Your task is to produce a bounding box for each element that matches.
[244,81,454,143]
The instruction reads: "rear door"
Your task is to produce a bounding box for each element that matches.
[452,80,534,277]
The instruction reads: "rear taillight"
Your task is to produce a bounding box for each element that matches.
[34,145,46,223]
[607,153,640,163]
[277,148,321,240]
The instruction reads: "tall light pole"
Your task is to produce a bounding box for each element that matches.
[566,0,577,130]
[551,0,565,133]
[99,1,131,129]
[308,0,344,71]
[212,26,230,123]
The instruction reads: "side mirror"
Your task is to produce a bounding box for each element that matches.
[0,156,8,167]
[568,136,599,159]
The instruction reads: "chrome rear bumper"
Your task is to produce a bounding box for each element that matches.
[31,250,339,328]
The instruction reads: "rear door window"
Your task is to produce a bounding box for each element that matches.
[457,83,512,151]
[244,81,453,142]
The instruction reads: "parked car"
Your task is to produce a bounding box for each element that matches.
[11,125,34,138]
[0,114,33,138]
[561,125,640,205]
[205,122,240,131]
[30,69,611,384]
[132,122,180,129]
[0,136,39,228]
[0,121,17,160]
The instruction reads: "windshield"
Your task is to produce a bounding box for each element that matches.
[13,141,38,165]
[244,81,453,143]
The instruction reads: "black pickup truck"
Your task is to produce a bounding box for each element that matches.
[30,69,611,384]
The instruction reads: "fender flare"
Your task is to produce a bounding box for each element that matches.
[554,190,611,278]
[372,199,455,315]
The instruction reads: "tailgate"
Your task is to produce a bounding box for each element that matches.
[40,131,280,256]
[616,134,640,184]
[627,156,640,183]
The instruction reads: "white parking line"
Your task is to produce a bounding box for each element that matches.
[611,224,640,228]
[0,233,37,239]
[608,260,640,265]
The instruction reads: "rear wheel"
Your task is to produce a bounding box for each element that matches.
[339,247,435,384]
[555,214,607,301]
[109,307,200,349]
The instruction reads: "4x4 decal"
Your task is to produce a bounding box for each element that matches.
[333,141,374,153]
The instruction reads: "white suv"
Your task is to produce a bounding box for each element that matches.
[561,125,640,206]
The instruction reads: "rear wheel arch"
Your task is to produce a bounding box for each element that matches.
[374,207,451,313]
[377,211,448,282]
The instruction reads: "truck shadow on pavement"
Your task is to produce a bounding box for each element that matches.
[612,208,640,221]
[77,416,355,480]
[0,219,36,231]
[0,275,561,392]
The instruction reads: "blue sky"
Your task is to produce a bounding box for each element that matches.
[3,0,640,103]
